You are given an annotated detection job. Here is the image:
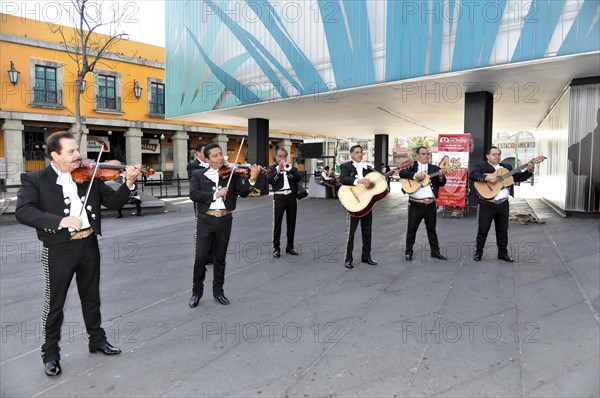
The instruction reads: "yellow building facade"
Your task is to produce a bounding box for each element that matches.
[1,14,323,186]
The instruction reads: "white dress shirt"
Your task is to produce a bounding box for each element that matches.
[52,163,91,231]
[351,161,366,185]
[410,162,435,199]
[204,168,227,210]
[490,163,510,201]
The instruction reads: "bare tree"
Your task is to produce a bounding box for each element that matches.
[50,0,129,144]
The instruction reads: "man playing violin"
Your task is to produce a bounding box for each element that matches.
[339,145,378,268]
[470,146,534,262]
[268,148,302,258]
[188,143,261,308]
[15,131,141,377]
[399,146,447,262]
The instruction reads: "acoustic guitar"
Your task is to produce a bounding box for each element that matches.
[338,160,412,217]
[400,166,457,194]
[473,156,546,199]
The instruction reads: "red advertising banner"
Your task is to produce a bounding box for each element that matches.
[437,134,470,207]
[437,169,468,207]
[438,134,471,152]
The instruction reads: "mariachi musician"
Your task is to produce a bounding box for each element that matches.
[15,131,141,377]
[399,146,447,261]
[339,144,378,269]
[470,146,534,262]
[268,148,302,258]
[188,143,261,308]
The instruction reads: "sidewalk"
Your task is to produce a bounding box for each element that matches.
[1,185,598,397]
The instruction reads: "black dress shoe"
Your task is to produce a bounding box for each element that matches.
[44,360,61,377]
[431,253,447,260]
[214,295,230,305]
[285,248,299,255]
[273,250,281,258]
[474,252,482,262]
[498,254,514,262]
[344,259,353,269]
[90,342,121,355]
[361,258,378,265]
[189,295,201,308]
[405,254,413,261]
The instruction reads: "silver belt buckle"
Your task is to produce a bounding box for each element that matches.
[214,210,224,217]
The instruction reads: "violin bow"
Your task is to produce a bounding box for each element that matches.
[226,137,245,190]
[79,145,104,217]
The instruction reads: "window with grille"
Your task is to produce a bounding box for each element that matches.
[34,66,59,103]
[97,74,117,109]
[150,82,165,115]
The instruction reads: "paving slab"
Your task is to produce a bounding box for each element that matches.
[1,185,598,397]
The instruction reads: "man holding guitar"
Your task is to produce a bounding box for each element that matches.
[470,146,537,262]
[339,145,378,268]
[399,146,448,261]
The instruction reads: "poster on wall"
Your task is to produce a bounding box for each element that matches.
[87,136,110,152]
[437,134,471,207]
[141,138,161,154]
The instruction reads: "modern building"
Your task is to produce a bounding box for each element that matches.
[0,13,329,187]
[165,0,599,213]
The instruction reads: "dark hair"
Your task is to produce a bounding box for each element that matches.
[415,146,428,155]
[196,141,209,152]
[204,143,221,158]
[46,131,75,158]
[324,166,330,171]
[349,144,362,153]
[486,146,500,155]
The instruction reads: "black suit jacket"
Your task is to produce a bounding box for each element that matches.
[267,164,302,193]
[339,161,375,186]
[15,165,131,245]
[187,158,206,178]
[399,162,447,198]
[469,161,533,201]
[189,168,254,212]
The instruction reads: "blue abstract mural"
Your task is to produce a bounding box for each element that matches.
[165,0,600,118]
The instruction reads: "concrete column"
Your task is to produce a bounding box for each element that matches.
[78,124,89,159]
[172,131,189,178]
[374,134,389,168]
[248,118,269,165]
[278,139,292,160]
[212,133,229,157]
[465,91,493,165]
[125,127,143,166]
[2,119,24,186]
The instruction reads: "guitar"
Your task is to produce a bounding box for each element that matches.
[473,156,546,200]
[400,166,458,194]
[338,160,413,218]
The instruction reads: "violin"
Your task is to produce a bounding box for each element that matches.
[71,160,155,183]
[217,163,272,178]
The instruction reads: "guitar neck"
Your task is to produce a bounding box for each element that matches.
[500,163,530,180]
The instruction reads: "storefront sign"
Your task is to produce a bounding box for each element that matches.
[87,136,110,152]
[141,138,160,154]
[437,134,471,207]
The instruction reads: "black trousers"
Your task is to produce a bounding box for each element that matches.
[41,235,106,363]
[193,213,232,297]
[272,194,297,251]
[405,201,441,255]
[476,201,510,255]
[345,211,372,261]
